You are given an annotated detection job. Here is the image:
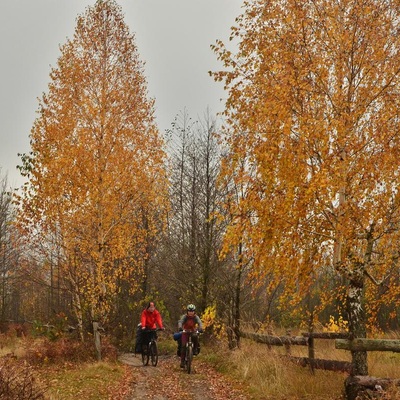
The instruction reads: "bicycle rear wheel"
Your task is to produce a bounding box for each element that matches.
[186,345,193,374]
[141,344,149,366]
[150,341,158,366]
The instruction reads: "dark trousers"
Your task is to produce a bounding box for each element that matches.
[180,332,199,361]
[136,329,157,353]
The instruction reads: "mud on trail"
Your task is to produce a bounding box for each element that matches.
[118,352,249,400]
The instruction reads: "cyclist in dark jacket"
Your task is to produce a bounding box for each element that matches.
[178,304,203,368]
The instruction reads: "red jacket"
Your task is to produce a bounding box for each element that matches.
[178,314,203,331]
[141,308,163,329]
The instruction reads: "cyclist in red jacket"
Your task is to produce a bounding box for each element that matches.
[141,301,164,330]
[135,301,164,354]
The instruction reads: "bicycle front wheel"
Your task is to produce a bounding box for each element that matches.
[186,345,193,374]
[142,344,149,366]
[150,341,158,366]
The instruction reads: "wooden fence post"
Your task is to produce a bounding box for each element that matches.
[308,334,315,374]
[267,328,273,350]
[285,329,292,355]
[93,321,101,361]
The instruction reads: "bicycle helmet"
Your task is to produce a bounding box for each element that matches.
[187,304,196,311]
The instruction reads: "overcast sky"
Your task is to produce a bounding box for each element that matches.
[0,0,243,188]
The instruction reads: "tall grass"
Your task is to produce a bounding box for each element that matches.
[203,337,400,400]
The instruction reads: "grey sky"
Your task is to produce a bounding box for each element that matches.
[0,0,243,188]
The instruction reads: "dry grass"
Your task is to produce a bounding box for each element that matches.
[3,330,400,400]
[0,333,131,400]
[37,362,131,400]
[204,337,400,400]
[217,339,345,399]
[368,351,400,377]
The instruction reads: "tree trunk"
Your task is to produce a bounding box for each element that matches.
[71,287,84,342]
[93,321,102,361]
[347,263,368,376]
[230,242,243,349]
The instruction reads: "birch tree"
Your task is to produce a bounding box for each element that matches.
[16,0,168,357]
[213,0,400,375]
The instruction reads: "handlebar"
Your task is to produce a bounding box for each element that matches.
[141,328,165,333]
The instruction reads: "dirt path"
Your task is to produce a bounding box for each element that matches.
[118,352,250,400]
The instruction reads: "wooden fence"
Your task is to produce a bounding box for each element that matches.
[240,330,400,400]
[335,338,400,400]
[240,330,352,373]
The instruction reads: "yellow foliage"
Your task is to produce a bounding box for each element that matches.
[323,315,348,333]
[201,305,226,340]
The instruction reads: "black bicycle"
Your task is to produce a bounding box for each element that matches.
[182,329,201,374]
[141,328,161,366]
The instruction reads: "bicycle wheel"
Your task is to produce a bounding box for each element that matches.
[186,345,193,374]
[141,343,149,366]
[150,340,158,367]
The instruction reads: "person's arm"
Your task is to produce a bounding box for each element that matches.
[155,310,164,329]
[140,310,146,329]
[178,315,186,330]
[195,315,203,330]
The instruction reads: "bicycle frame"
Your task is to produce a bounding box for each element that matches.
[182,329,200,374]
[141,329,160,367]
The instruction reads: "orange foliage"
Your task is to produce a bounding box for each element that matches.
[213,0,400,330]
[16,1,168,328]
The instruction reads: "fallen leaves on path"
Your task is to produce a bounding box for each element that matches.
[119,353,250,400]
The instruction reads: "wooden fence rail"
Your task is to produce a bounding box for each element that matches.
[240,330,351,373]
[335,338,400,400]
[240,330,400,399]
[335,338,400,352]
[287,356,353,373]
[239,331,308,347]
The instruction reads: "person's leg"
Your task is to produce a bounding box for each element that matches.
[177,336,182,356]
[141,331,150,353]
[180,333,188,367]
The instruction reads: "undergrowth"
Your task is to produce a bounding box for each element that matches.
[0,330,129,400]
[0,355,46,399]
[204,340,347,400]
[202,337,400,400]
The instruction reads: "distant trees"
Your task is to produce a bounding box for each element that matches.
[154,110,231,322]
[16,0,168,356]
[0,173,21,323]
[213,0,400,374]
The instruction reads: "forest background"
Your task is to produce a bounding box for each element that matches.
[0,0,400,379]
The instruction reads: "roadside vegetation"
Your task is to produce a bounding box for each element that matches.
[0,328,132,400]
[202,335,400,400]
[2,326,400,400]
